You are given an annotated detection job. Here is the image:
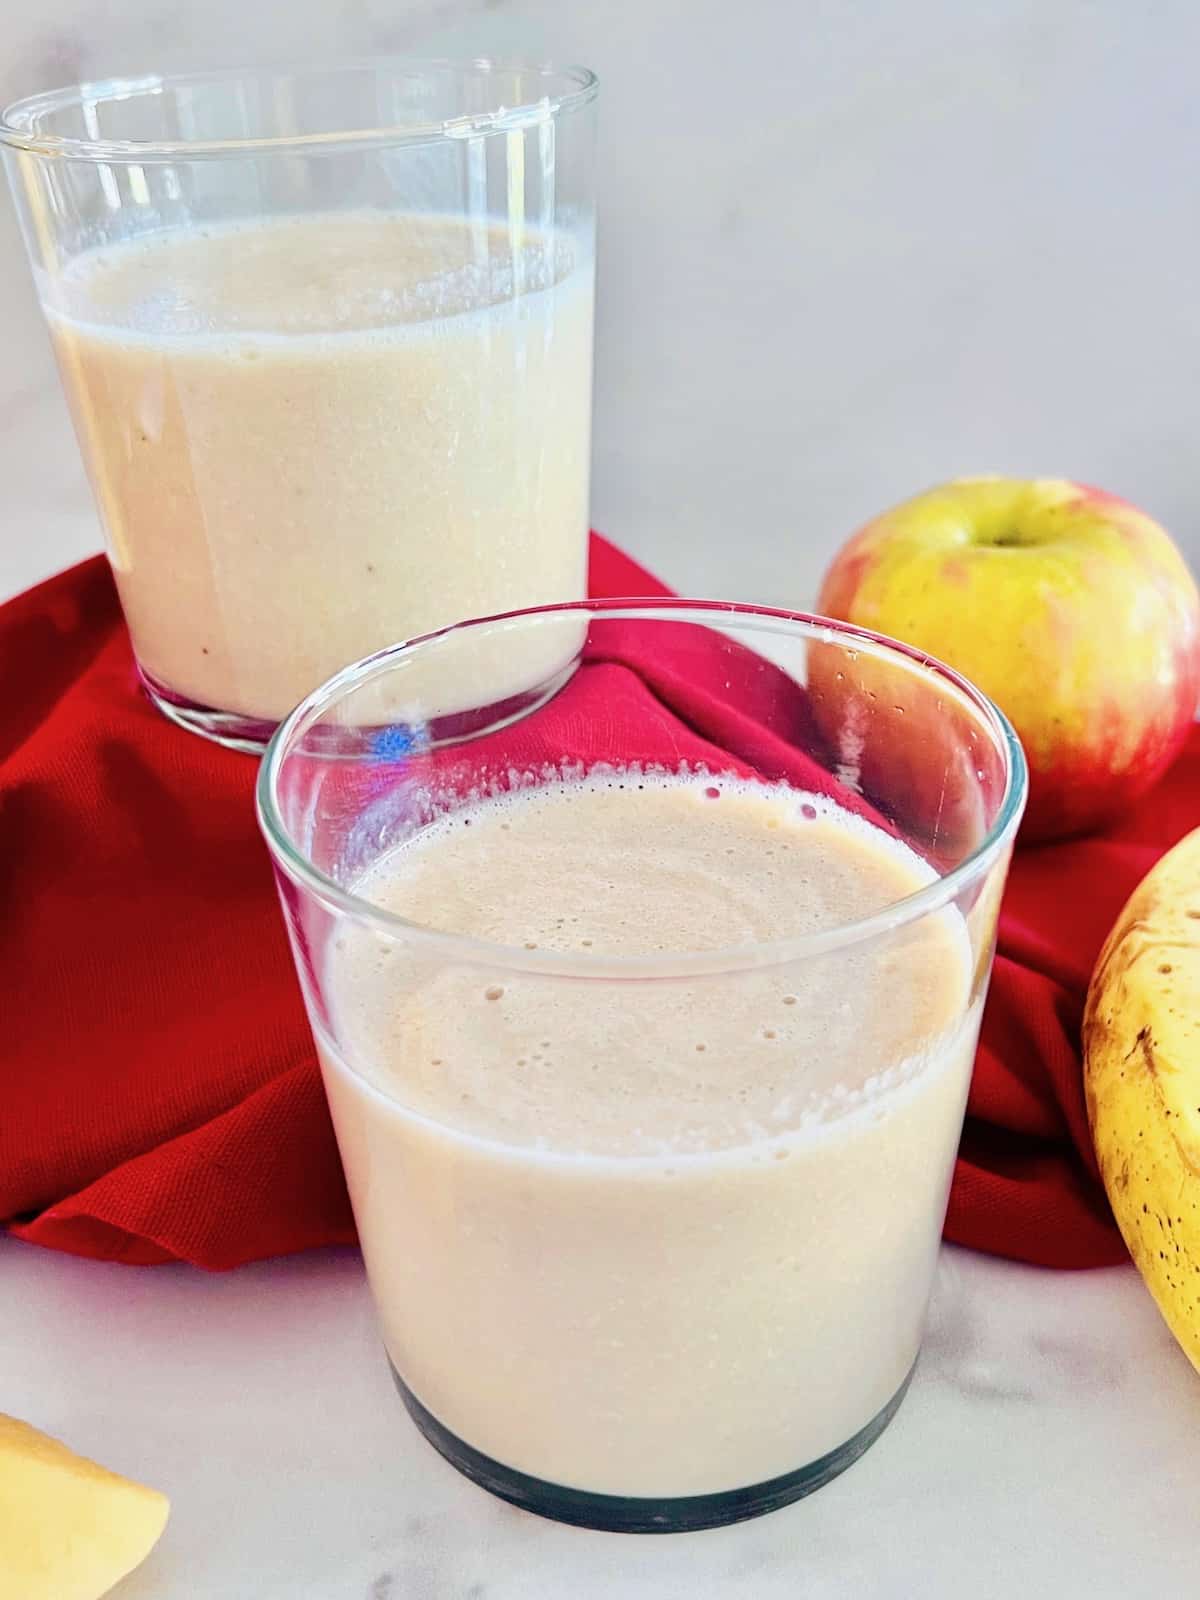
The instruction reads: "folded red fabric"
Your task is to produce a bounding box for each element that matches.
[4,538,1187,1270]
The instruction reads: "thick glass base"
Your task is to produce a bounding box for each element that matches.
[139,666,275,755]
[139,652,582,758]
[390,1362,915,1533]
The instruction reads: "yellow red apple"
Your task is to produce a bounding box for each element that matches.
[816,477,1200,842]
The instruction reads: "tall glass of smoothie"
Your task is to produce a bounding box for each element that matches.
[257,600,1027,1533]
[0,61,597,749]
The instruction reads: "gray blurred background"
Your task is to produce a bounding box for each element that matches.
[1,0,1195,604]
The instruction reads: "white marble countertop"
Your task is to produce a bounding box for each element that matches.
[5,6,1200,1591]
[6,1238,1199,1598]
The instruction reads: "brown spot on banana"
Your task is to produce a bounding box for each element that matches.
[1082,824,1200,1374]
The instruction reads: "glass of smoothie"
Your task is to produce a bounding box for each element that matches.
[257,600,1027,1533]
[0,60,596,749]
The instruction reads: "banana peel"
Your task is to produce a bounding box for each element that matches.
[1083,825,1200,1371]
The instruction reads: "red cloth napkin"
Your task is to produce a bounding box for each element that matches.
[3,536,1191,1271]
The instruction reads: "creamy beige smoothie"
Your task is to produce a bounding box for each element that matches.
[318,772,978,1499]
[45,212,593,721]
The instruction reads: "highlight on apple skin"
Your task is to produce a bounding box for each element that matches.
[815,477,1200,843]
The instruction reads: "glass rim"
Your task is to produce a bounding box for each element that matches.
[0,56,598,162]
[256,598,1028,980]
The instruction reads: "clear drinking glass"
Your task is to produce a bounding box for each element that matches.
[257,600,1027,1533]
[0,60,597,750]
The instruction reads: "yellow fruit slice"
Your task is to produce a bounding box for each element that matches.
[0,1413,169,1599]
[1083,826,1200,1372]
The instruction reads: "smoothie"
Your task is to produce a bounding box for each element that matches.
[320,774,979,1497]
[45,212,593,722]
[318,772,978,1498]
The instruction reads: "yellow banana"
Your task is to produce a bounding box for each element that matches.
[1083,825,1200,1372]
[0,1414,168,1600]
